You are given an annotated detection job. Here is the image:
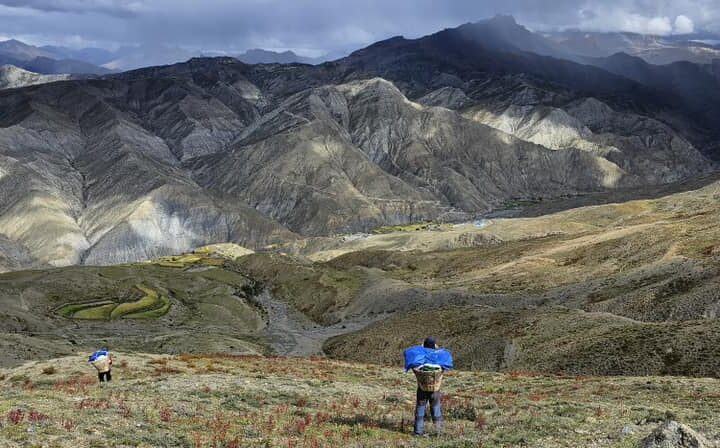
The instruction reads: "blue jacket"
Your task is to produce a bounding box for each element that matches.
[404,345,453,371]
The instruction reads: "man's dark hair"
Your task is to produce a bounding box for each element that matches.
[423,337,437,348]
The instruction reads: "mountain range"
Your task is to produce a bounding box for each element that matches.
[3,16,719,77]
[0,16,719,271]
[235,48,327,65]
[0,39,111,75]
[0,38,332,75]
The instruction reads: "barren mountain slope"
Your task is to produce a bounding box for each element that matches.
[321,178,720,374]
[189,78,627,235]
[418,76,711,184]
[0,18,718,267]
[0,79,295,268]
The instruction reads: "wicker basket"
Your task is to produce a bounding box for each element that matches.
[91,356,110,373]
[413,367,444,392]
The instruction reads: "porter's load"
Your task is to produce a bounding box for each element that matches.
[89,349,111,373]
[413,363,444,392]
[404,339,453,392]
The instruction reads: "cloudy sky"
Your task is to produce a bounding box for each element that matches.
[0,0,718,55]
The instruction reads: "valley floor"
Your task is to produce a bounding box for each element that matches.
[0,353,718,447]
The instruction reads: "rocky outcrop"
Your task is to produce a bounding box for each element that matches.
[0,235,35,272]
[0,65,71,89]
[418,86,474,109]
[640,420,713,448]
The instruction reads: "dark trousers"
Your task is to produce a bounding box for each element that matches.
[98,370,112,382]
[414,388,443,435]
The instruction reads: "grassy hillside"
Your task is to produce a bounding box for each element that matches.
[270,177,720,324]
[287,180,720,377]
[2,181,720,377]
[0,353,718,448]
[325,307,720,377]
[230,253,366,325]
[0,252,268,367]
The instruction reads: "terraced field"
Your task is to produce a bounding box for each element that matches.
[57,285,171,320]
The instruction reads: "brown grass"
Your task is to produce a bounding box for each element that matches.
[0,352,717,448]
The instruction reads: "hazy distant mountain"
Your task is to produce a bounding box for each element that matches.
[101,44,197,71]
[0,39,111,75]
[40,45,116,66]
[0,39,55,61]
[0,54,110,75]
[69,45,329,70]
[0,39,204,73]
[545,30,720,65]
[237,49,320,64]
[20,56,110,75]
[0,38,339,75]
[0,40,196,72]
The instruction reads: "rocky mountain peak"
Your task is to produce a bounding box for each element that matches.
[484,14,519,26]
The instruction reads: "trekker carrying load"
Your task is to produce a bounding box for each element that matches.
[403,337,453,436]
[89,349,113,384]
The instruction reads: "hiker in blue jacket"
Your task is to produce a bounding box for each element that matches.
[404,337,453,437]
[88,349,113,384]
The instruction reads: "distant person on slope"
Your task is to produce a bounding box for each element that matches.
[404,337,453,436]
[89,349,113,384]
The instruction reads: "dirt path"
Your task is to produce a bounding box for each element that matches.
[255,290,370,356]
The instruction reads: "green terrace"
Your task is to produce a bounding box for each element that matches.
[57,285,171,320]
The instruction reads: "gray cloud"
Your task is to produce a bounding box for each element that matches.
[0,0,718,54]
[0,0,142,17]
